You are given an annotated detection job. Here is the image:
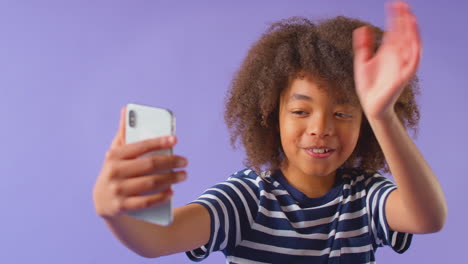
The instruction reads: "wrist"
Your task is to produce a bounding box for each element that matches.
[364,107,398,123]
[366,109,401,131]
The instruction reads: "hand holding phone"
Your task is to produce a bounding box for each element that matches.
[93,104,187,226]
[125,104,177,225]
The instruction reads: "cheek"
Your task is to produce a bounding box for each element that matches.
[349,130,361,151]
[344,124,361,152]
[279,118,305,155]
[280,118,303,142]
[337,122,361,153]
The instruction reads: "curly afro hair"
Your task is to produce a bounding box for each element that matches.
[224,16,420,174]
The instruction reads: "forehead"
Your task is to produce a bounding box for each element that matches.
[282,75,357,106]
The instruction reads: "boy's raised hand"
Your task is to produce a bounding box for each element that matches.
[93,107,188,219]
[352,1,421,120]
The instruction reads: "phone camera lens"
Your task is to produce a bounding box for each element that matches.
[129,110,136,127]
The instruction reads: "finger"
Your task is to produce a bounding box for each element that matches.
[384,1,404,45]
[407,8,421,48]
[402,4,419,55]
[353,26,374,65]
[405,7,422,62]
[400,5,421,75]
[384,2,413,65]
[398,8,413,65]
[118,154,188,178]
[121,188,173,212]
[110,106,127,149]
[109,135,177,160]
[395,2,408,34]
[401,37,421,80]
[117,170,187,196]
[384,2,395,35]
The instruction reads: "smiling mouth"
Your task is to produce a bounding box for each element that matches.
[304,148,335,159]
[308,148,332,154]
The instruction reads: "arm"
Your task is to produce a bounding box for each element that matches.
[102,204,210,258]
[367,113,447,234]
[352,1,447,234]
[93,107,210,257]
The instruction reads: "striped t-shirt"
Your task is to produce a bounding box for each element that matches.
[186,168,412,263]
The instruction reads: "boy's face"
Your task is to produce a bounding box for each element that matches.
[279,74,362,179]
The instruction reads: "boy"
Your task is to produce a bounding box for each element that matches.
[93,1,447,263]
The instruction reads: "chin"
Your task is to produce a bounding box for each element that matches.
[299,165,335,178]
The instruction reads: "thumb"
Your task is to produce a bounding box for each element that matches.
[110,106,127,148]
[353,26,374,65]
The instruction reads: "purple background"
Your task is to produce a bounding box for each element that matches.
[1,0,466,263]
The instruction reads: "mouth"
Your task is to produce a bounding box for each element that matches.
[304,146,335,159]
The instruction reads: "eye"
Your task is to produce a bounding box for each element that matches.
[291,110,308,116]
[335,112,352,119]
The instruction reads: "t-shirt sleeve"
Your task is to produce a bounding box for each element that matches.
[365,172,412,253]
[185,172,259,262]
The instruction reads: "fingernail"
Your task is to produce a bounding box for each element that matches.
[177,159,187,167]
[176,171,186,181]
[167,136,175,144]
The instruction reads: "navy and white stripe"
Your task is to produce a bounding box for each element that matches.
[186,168,412,263]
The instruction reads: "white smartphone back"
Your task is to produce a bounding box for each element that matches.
[125,103,175,226]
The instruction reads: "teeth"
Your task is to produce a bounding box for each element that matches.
[311,148,329,154]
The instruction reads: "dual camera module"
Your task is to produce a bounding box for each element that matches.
[129,110,136,128]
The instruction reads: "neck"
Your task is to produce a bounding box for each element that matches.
[280,162,337,198]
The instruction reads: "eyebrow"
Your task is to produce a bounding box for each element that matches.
[289,93,313,102]
[288,93,359,108]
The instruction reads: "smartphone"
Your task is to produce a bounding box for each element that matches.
[125,103,175,226]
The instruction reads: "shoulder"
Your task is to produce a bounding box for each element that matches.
[340,168,390,187]
[224,168,265,191]
[198,168,263,204]
[228,168,259,181]
[186,169,264,258]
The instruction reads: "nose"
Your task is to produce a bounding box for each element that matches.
[308,113,334,138]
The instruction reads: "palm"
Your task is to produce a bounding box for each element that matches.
[353,1,421,120]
